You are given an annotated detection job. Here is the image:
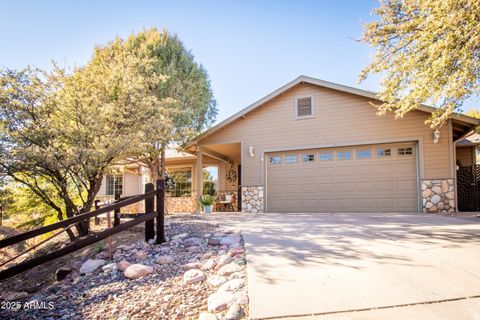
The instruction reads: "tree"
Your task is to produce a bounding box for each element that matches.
[0,47,156,238]
[359,0,480,128]
[98,28,217,182]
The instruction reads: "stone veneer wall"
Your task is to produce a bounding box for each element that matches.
[166,194,197,214]
[241,186,264,213]
[421,179,455,213]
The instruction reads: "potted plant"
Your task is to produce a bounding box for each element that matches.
[199,195,215,213]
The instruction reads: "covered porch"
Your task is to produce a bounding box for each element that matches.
[164,143,242,213]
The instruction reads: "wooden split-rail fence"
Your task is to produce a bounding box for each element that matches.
[0,180,166,280]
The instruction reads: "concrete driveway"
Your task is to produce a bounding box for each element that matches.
[214,212,480,319]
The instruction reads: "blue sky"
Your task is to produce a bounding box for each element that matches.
[1,0,477,122]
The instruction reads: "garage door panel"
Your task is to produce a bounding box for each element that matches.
[302,167,317,178]
[375,163,395,176]
[356,181,374,192]
[356,164,374,176]
[285,199,300,209]
[285,184,300,194]
[318,183,335,193]
[336,166,354,176]
[336,182,354,193]
[337,198,355,210]
[302,183,317,193]
[375,180,395,192]
[266,142,418,213]
[357,198,375,209]
[319,166,335,176]
[285,169,301,179]
[397,179,416,192]
[377,198,395,209]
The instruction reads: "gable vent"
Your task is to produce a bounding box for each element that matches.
[296,96,313,117]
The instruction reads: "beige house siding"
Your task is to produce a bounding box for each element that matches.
[200,83,452,186]
[456,147,474,167]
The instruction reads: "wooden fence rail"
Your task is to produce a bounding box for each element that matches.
[0,180,165,281]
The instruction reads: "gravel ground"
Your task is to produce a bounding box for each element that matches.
[0,214,249,320]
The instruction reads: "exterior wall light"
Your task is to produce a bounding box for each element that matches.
[433,129,440,144]
[248,145,255,157]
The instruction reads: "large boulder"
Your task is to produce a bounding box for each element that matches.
[79,259,106,274]
[123,264,154,279]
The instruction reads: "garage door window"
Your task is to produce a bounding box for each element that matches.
[357,149,371,159]
[303,154,315,162]
[319,152,333,161]
[398,147,413,155]
[337,151,352,160]
[285,155,298,163]
[269,156,281,165]
[376,148,391,157]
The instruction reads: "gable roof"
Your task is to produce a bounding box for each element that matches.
[186,75,479,148]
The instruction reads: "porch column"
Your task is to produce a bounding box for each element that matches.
[195,149,203,212]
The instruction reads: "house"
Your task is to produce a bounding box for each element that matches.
[97,75,480,214]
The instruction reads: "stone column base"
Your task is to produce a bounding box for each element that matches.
[421,179,455,213]
[241,186,264,213]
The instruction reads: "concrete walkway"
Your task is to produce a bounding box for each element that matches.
[212,212,480,319]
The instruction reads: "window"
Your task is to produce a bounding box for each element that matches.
[319,152,333,161]
[203,166,218,196]
[295,96,314,118]
[398,147,413,155]
[285,155,298,164]
[337,151,353,160]
[357,149,372,159]
[376,148,391,157]
[166,167,192,197]
[106,174,123,196]
[269,156,281,165]
[303,154,315,162]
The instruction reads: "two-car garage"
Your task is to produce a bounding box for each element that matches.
[266,142,418,213]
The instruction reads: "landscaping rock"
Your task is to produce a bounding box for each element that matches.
[217,263,242,276]
[117,260,131,271]
[216,254,234,269]
[102,263,117,272]
[157,255,174,264]
[234,290,249,305]
[135,250,147,261]
[183,262,202,270]
[123,264,153,280]
[225,303,244,320]
[201,259,217,271]
[228,247,245,257]
[207,275,227,286]
[79,259,106,274]
[199,312,218,320]
[183,269,206,285]
[234,258,247,266]
[3,291,28,300]
[207,291,235,312]
[55,267,72,281]
[208,237,221,245]
[184,237,202,247]
[219,279,245,292]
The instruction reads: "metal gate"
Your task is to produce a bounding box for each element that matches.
[457,165,480,211]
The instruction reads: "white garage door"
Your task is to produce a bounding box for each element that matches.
[266,143,418,213]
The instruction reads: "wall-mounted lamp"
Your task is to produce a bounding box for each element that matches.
[433,129,440,144]
[248,145,255,157]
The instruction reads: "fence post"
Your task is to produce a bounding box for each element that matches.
[114,193,121,227]
[156,179,166,244]
[144,183,155,242]
[94,200,101,225]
